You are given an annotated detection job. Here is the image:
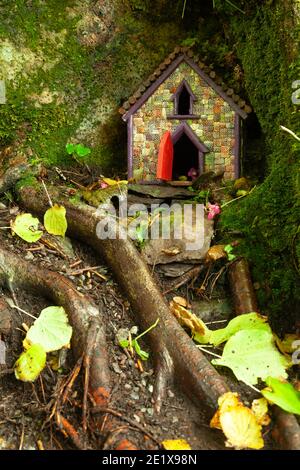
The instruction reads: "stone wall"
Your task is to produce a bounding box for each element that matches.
[132,62,237,181]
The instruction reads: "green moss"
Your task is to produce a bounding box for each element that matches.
[15,174,39,192]
[218,0,300,331]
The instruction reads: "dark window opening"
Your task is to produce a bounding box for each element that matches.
[172,134,199,180]
[177,85,191,115]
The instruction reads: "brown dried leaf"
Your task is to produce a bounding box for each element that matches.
[161,247,181,256]
[169,300,206,336]
[205,245,226,263]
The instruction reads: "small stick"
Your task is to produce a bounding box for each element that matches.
[41,179,53,207]
[12,304,37,320]
[163,266,204,295]
[56,412,85,450]
[19,419,25,450]
[196,346,222,358]
[83,319,99,432]
[91,407,161,446]
[62,356,83,404]
[68,266,102,275]
[69,260,83,269]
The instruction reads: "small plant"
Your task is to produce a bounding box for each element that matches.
[224,244,236,261]
[117,318,159,361]
[66,143,91,165]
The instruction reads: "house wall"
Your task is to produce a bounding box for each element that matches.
[131,61,237,181]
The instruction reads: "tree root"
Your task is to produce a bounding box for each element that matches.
[0,246,111,409]
[229,258,300,450]
[19,186,229,414]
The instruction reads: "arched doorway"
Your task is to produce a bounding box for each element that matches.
[172,122,209,181]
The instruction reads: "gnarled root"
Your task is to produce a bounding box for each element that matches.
[19,186,230,414]
[229,258,300,450]
[0,246,111,410]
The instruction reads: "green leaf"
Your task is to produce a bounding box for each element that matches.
[14,344,46,382]
[212,329,289,385]
[24,306,72,352]
[209,313,269,346]
[75,144,91,157]
[11,213,43,243]
[261,377,300,415]
[119,339,129,349]
[66,143,76,155]
[44,204,68,237]
[132,339,149,361]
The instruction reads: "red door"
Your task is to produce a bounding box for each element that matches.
[156,131,174,181]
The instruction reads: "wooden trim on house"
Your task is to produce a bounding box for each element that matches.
[121,47,252,121]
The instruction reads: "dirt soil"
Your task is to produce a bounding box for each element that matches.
[0,187,275,450]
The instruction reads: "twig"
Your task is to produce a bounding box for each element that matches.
[91,407,161,446]
[163,266,203,295]
[56,412,85,450]
[19,419,25,450]
[62,356,83,404]
[12,305,38,320]
[83,319,99,432]
[11,304,37,320]
[221,186,256,208]
[196,346,222,358]
[41,180,53,207]
[280,125,300,142]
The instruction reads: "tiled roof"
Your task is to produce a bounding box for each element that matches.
[119,46,252,120]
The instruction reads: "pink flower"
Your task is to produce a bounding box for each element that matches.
[187,167,198,180]
[207,203,221,220]
[100,181,109,189]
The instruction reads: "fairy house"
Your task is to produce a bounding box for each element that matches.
[120,47,252,183]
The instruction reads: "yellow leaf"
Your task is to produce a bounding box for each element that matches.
[251,398,271,426]
[44,205,67,237]
[173,296,188,308]
[169,300,208,337]
[274,334,300,355]
[162,439,191,450]
[210,392,264,450]
[205,245,227,263]
[102,178,128,186]
[220,405,264,450]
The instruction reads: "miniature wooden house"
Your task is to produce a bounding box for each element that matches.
[120,47,251,183]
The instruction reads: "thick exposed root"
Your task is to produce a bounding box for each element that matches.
[229,258,300,450]
[19,186,230,414]
[0,246,111,409]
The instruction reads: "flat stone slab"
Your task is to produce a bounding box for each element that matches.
[142,205,214,264]
[128,184,192,199]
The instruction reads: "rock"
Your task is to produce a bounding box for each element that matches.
[24,251,34,261]
[142,206,214,264]
[0,339,6,365]
[111,362,122,374]
[128,184,192,199]
[0,297,13,336]
[156,263,197,278]
[190,298,232,322]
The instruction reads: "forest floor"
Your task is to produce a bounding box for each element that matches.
[0,167,292,450]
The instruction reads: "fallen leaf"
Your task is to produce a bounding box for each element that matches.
[44,204,68,237]
[212,329,289,385]
[205,245,226,263]
[24,306,72,353]
[261,377,300,415]
[11,213,43,243]
[172,296,188,308]
[102,177,128,186]
[210,392,264,450]
[209,312,269,346]
[274,333,300,355]
[170,300,210,339]
[14,344,46,382]
[162,439,191,450]
[251,398,271,426]
[161,247,181,256]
